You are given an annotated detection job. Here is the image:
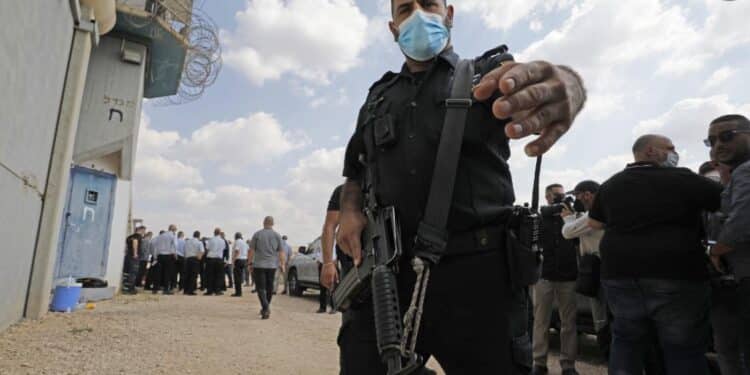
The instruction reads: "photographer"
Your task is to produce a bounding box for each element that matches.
[560,181,607,333]
[532,184,579,375]
[589,134,723,374]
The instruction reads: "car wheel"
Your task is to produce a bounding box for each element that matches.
[288,269,304,297]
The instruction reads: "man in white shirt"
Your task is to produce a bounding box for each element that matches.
[175,231,186,291]
[151,225,178,295]
[204,228,227,296]
[561,180,607,332]
[183,230,205,295]
[232,232,249,297]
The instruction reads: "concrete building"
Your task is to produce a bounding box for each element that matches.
[0,0,201,332]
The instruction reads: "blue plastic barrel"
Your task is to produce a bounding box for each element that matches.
[51,284,82,312]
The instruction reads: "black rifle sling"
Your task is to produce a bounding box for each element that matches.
[415,59,475,264]
[532,155,542,211]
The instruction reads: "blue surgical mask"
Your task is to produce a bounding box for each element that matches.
[397,9,450,62]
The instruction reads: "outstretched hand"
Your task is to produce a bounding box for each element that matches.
[473,61,586,156]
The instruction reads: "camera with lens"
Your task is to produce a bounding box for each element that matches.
[540,193,583,216]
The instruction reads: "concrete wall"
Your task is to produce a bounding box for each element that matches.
[0,1,74,331]
[106,179,130,290]
[74,36,146,180]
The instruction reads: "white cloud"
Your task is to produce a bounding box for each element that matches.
[288,147,345,195]
[222,0,370,85]
[136,114,180,157]
[633,95,750,166]
[452,0,573,31]
[634,95,745,142]
[702,66,737,91]
[529,19,543,32]
[520,0,750,77]
[179,112,308,173]
[135,156,204,188]
[310,97,328,109]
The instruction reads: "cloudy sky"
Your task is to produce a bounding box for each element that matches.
[134,0,750,244]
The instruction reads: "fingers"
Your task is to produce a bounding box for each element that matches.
[473,62,517,101]
[499,61,556,96]
[493,81,566,120]
[504,101,569,139]
[523,122,570,156]
[475,61,555,102]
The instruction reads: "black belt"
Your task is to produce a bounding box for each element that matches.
[443,225,506,256]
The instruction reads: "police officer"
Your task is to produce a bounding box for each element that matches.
[183,230,205,295]
[152,225,178,295]
[335,1,586,373]
[204,228,226,296]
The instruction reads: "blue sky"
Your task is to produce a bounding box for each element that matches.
[134,0,750,244]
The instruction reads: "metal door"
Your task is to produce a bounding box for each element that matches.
[54,166,116,279]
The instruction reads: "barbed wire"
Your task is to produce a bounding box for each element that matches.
[118,0,222,105]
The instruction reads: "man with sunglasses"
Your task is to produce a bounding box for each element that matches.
[705,114,750,372]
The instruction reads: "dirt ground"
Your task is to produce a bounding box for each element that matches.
[0,289,607,374]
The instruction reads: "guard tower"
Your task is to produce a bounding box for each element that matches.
[55,0,220,299]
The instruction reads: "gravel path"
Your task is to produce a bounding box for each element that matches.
[0,290,606,374]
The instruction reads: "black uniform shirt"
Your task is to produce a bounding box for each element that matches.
[126,233,142,258]
[328,184,343,212]
[343,47,516,249]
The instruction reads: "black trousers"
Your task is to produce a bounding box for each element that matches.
[199,257,207,289]
[184,257,200,294]
[136,260,148,287]
[174,256,185,290]
[145,261,158,290]
[205,258,225,294]
[233,260,247,295]
[318,263,333,311]
[253,268,276,312]
[224,262,233,289]
[338,250,516,375]
[122,256,139,292]
[156,254,176,292]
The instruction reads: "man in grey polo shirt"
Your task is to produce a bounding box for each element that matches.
[249,216,286,319]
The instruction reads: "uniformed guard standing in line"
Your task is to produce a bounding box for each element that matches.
[183,230,205,295]
[205,228,227,296]
[152,225,179,295]
[335,1,587,374]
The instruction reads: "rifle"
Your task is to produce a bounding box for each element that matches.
[332,183,421,374]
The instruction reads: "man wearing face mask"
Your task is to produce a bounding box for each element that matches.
[336,0,587,374]
[588,134,723,374]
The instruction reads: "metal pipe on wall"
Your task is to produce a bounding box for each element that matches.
[24,5,97,320]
